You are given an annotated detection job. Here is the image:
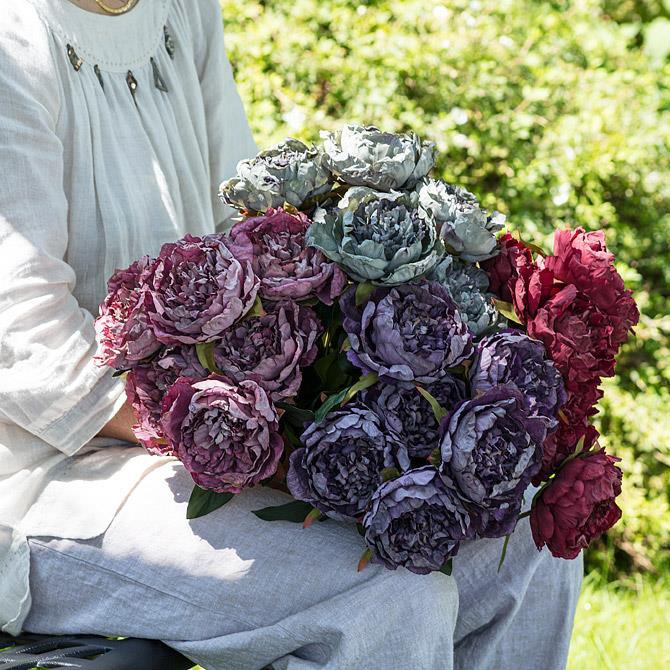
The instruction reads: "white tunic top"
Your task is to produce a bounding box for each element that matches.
[0,0,257,634]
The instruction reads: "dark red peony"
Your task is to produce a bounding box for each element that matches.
[530,448,623,559]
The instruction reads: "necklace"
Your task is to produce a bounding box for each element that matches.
[93,0,138,15]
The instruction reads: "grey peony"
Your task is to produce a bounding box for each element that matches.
[307,186,444,285]
[363,466,475,574]
[360,378,467,459]
[218,138,332,212]
[340,281,474,384]
[469,330,566,429]
[287,404,410,521]
[439,386,548,538]
[321,124,436,191]
[428,256,499,335]
[417,178,505,262]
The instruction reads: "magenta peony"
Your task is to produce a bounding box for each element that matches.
[227,208,347,304]
[161,375,283,493]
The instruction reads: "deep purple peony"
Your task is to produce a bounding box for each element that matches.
[212,300,322,401]
[125,345,208,454]
[227,208,347,304]
[94,257,161,369]
[340,280,473,384]
[360,377,467,459]
[439,386,548,537]
[144,234,259,345]
[363,466,475,574]
[161,375,283,493]
[469,330,566,429]
[287,404,410,521]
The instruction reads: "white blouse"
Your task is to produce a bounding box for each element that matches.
[0,0,257,634]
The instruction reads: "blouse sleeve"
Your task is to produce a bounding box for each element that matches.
[195,0,258,233]
[0,8,126,456]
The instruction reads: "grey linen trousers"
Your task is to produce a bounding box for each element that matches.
[22,460,582,670]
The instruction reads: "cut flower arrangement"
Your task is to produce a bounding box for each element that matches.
[95,125,638,574]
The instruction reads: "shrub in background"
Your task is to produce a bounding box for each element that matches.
[220,0,670,580]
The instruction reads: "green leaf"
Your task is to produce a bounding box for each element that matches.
[112,369,128,378]
[439,559,453,576]
[341,372,378,404]
[492,298,523,325]
[275,401,315,426]
[380,467,401,482]
[355,281,376,306]
[252,500,314,523]
[497,534,512,572]
[196,342,218,373]
[416,386,449,423]
[247,295,266,318]
[187,486,234,520]
[314,387,349,424]
[525,241,547,257]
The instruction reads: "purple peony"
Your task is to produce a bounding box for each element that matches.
[94,257,161,369]
[227,207,347,305]
[287,404,410,521]
[340,280,473,384]
[469,330,566,429]
[144,234,259,345]
[360,377,467,459]
[363,466,475,574]
[161,375,283,493]
[125,345,208,454]
[212,300,322,401]
[439,386,548,537]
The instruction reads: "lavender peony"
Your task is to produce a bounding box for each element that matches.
[340,281,473,384]
[363,466,475,574]
[469,330,566,429]
[161,375,283,493]
[287,404,410,521]
[212,300,322,401]
[439,386,548,537]
[144,234,259,345]
[227,207,347,304]
[360,378,467,459]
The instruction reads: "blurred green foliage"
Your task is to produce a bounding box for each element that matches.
[220,0,670,581]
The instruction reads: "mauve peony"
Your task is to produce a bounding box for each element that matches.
[287,404,410,521]
[94,257,161,369]
[440,386,548,537]
[530,448,623,559]
[469,330,566,428]
[363,466,475,574]
[212,300,321,401]
[126,345,208,454]
[227,207,347,304]
[359,377,467,459]
[340,281,473,384]
[161,375,283,493]
[144,234,259,345]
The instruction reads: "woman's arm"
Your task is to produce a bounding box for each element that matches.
[0,6,128,454]
[195,0,258,233]
[98,401,138,443]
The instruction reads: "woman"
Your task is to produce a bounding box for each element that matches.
[0,1,583,668]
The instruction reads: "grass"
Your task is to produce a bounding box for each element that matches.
[567,572,670,670]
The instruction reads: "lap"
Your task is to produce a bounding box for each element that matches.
[24,459,457,641]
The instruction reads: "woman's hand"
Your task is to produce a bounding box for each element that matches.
[97,400,138,443]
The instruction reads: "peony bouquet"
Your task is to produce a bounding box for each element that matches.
[95,124,638,574]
